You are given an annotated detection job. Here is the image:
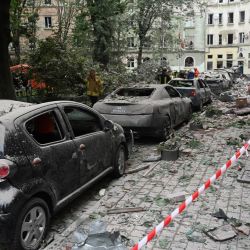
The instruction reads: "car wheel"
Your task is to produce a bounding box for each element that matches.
[11,198,50,250]
[113,145,126,177]
[159,117,171,141]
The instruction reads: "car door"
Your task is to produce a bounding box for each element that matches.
[202,80,211,102]
[61,104,113,186]
[165,86,185,125]
[16,106,80,201]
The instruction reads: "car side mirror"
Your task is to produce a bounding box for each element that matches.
[104,120,114,131]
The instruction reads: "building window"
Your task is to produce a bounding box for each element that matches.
[239,32,245,43]
[127,57,135,68]
[185,57,194,67]
[143,57,150,63]
[239,52,243,58]
[248,61,250,69]
[207,61,213,70]
[160,57,167,66]
[208,55,213,59]
[227,54,233,59]
[239,11,245,23]
[219,0,223,3]
[143,37,152,48]
[207,34,213,45]
[45,0,51,4]
[127,37,135,48]
[208,14,214,25]
[228,34,233,44]
[229,0,234,2]
[228,13,234,24]
[219,13,223,24]
[218,54,223,59]
[217,61,223,68]
[248,53,250,58]
[219,34,222,45]
[44,17,52,28]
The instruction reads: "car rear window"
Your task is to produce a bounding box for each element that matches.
[0,124,5,158]
[116,88,155,97]
[169,80,194,87]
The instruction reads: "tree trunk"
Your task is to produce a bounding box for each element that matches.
[0,0,16,100]
[137,39,144,66]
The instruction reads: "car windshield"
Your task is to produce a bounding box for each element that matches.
[169,80,194,87]
[0,124,5,158]
[116,88,155,97]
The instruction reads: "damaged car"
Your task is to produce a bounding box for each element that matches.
[0,100,130,250]
[168,78,212,111]
[93,84,192,139]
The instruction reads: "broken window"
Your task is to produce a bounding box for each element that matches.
[116,88,155,97]
[169,80,194,87]
[165,86,181,98]
[26,112,63,144]
[64,108,101,137]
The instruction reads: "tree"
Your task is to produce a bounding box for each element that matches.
[0,0,16,100]
[131,0,197,66]
[10,0,39,64]
[86,0,126,67]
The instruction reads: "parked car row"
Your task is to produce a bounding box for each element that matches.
[0,100,131,250]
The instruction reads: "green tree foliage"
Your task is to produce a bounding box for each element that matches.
[29,37,87,97]
[86,0,126,67]
[10,0,39,64]
[0,0,16,100]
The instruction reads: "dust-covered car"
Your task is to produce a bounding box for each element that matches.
[0,100,129,250]
[168,78,212,111]
[93,84,192,139]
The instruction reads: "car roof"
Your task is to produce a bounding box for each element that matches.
[170,78,195,81]
[118,84,170,89]
[0,100,88,121]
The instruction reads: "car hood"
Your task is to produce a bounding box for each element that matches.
[94,96,154,115]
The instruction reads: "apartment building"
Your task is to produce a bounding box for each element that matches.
[205,0,250,74]
[124,2,206,72]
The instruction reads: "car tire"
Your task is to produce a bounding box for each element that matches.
[11,198,50,250]
[159,116,171,141]
[113,145,126,177]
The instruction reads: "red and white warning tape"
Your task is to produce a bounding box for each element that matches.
[131,140,250,250]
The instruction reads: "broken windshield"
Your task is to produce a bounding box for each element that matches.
[169,80,194,87]
[116,88,155,97]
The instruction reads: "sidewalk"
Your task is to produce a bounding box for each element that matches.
[43,102,250,250]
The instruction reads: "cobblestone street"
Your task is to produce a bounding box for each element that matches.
[42,100,250,250]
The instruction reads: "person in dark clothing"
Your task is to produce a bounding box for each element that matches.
[157,67,171,84]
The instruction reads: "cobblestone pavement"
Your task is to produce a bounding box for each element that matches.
[43,102,250,250]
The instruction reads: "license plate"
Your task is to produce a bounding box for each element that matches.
[111,106,126,114]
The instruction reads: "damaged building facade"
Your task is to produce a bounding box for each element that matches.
[205,0,250,75]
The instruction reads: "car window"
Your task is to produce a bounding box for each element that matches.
[116,88,154,97]
[169,80,193,87]
[0,124,5,158]
[165,86,181,98]
[25,111,63,145]
[64,107,102,137]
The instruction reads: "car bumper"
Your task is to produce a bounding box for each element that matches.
[103,113,166,134]
[0,213,12,243]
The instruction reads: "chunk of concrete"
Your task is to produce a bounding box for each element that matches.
[205,224,237,241]
[237,170,250,184]
[166,192,186,202]
[236,225,250,236]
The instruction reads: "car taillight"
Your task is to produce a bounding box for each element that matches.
[190,90,196,97]
[0,159,15,179]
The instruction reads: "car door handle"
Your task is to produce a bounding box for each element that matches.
[79,144,86,151]
[32,157,42,166]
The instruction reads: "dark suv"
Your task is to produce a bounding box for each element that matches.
[0,100,129,250]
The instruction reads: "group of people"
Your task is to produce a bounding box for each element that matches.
[156,67,200,84]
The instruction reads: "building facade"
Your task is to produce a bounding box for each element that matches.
[205,0,250,74]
